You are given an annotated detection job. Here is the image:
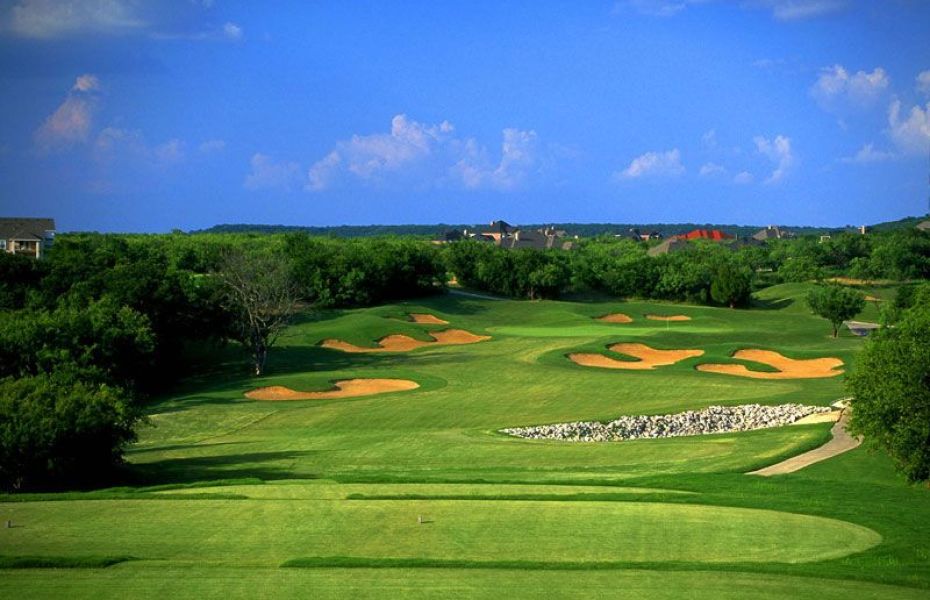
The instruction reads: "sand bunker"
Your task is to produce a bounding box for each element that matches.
[598,313,633,324]
[864,295,880,302]
[408,313,449,324]
[569,343,704,370]
[646,314,691,322]
[321,329,489,353]
[245,379,419,401]
[696,349,844,380]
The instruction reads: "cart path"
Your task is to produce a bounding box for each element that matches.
[749,410,862,476]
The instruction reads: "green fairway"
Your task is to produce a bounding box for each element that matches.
[3,284,929,598]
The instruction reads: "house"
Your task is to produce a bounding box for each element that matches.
[752,226,792,241]
[481,220,515,242]
[647,238,690,257]
[916,220,930,232]
[0,217,56,259]
[674,229,733,241]
[627,228,662,241]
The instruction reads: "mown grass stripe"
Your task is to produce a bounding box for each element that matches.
[0,556,134,569]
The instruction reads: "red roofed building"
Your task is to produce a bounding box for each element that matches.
[674,229,734,241]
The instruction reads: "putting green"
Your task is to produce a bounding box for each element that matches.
[3,494,879,565]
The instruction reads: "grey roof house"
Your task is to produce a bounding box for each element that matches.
[0,218,56,259]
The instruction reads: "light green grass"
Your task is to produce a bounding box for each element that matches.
[2,284,929,598]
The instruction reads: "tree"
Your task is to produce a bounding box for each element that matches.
[218,249,299,375]
[710,261,753,308]
[805,284,865,338]
[0,374,140,491]
[847,291,930,484]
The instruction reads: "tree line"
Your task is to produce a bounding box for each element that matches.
[0,232,445,491]
[441,228,930,303]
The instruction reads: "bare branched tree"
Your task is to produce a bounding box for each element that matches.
[218,249,300,376]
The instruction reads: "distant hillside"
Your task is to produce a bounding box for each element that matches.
[868,215,930,232]
[195,222,846,239]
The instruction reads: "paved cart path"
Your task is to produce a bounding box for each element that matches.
[750,411,861,476]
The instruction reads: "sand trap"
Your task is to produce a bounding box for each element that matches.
[322,329,489,353]
[598,313,633,324]
[408,313,449,324]
[245,379,419,401]
[569,343,704,370]
[696,349,844,380]
[864,295,881,302]
[646,314,691,322]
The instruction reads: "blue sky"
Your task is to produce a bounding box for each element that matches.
[0,0,928,232]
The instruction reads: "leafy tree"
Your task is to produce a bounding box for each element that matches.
[806,284,865,337]
[847,292,930,483]
[710,261,752,308]
[218,249,299,375]
[778,255,824,283]
[0,374,140,491]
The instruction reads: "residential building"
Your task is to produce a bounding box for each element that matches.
[0,217,56,259]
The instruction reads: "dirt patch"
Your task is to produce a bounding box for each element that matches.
[321,329,489,353]
[597,313,633,324]
[696,349,844,379]
[646,314,691,322]
[569,343,704,370]
[245,378,420,401]
[409,313,449,324]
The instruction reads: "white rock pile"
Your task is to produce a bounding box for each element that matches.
[501,403,832,442]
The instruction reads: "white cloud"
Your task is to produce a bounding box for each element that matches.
[72,74,100,92]
[306,151,341,192]
[811,65,889,113]
[701,129,717,150]
[617,148,685,179]
[222,22,242,41]
[198,139,226,153]
[917,70,930,96]
[621,0,845,20]
[153,139,184,164]
[94,126,186,166]
[839,143,895,164]
[304,114,542,192]
[336,114,454,179]
[453,128,539,190]
[732,171,754,184]
[888,99,930,156]
[7,0,145,39]
[699,162,726,177]
[34,73,99,153]
[623,0,688,17]
[753,134,794,184]
[741,0,845,21]
[244,153,302,191]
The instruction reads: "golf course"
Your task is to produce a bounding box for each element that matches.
[2,282,928,599]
